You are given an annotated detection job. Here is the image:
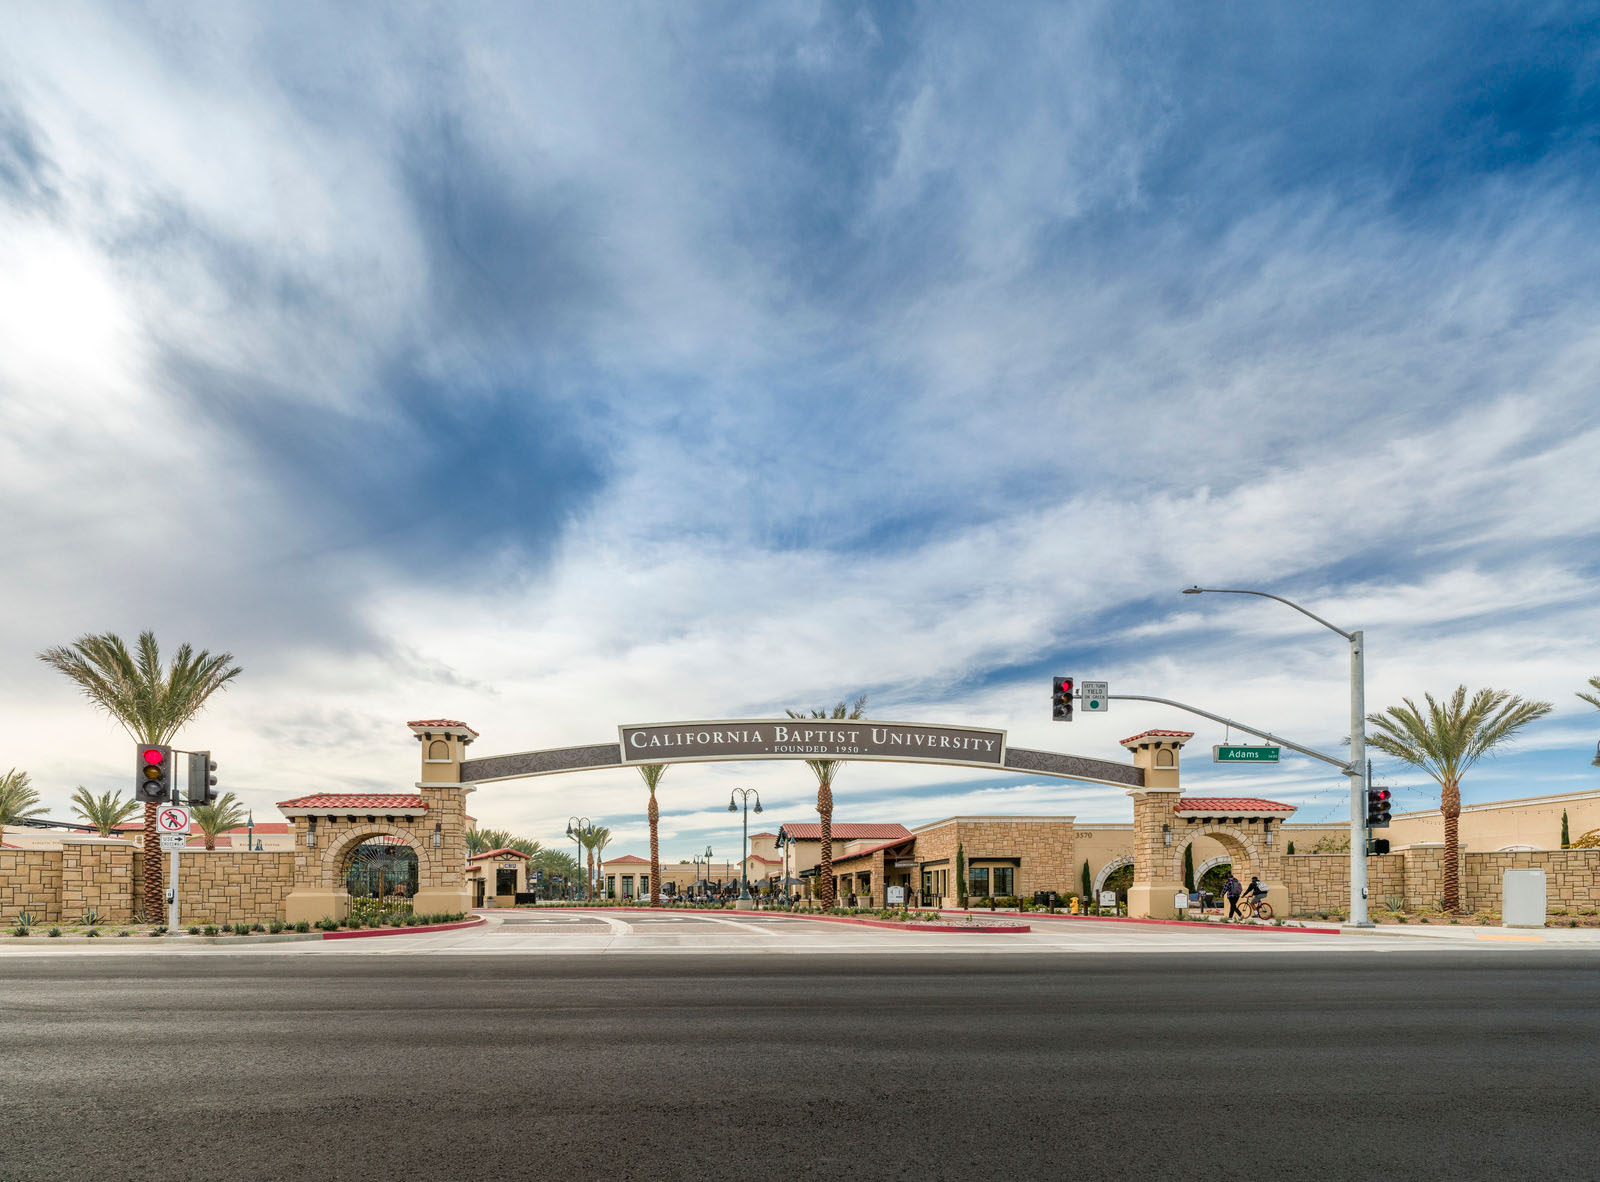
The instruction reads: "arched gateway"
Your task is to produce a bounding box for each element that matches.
[278,719,1294,922]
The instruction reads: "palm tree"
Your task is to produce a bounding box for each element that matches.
[1578,675,1600,711]
[70,786,140,838]
[38,630,242,919]
[576,825,610,900]
[786,694,867,910]
[638,764,668,907]
[589,827,614,897]
[0,769,45,848]
[1367,685,1552,912]
[191,792,248,850]
[464,826,494,856]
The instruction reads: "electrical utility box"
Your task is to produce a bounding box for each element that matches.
[1502,869,1547,928]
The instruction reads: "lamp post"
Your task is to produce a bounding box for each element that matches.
[246,810,254,853]
[1181,585,1370,927]
[565,816,591,901]
[728,788,763,901]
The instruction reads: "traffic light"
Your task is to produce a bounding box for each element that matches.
[1051,676,1074,722]
[136,744,173,803]
[1368,838,1391,855]
[188,751,218,805]
[1366,786,1392,828]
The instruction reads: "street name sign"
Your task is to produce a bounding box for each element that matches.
[156,806,191,834]
[1212,745,1280,763]
[1081,682,1109,712]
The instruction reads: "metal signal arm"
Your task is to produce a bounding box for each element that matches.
[1107,694,1353,773]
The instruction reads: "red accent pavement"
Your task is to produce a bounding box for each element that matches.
[322,916,487,940]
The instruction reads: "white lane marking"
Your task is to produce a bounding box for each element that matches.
[666,914,788,936]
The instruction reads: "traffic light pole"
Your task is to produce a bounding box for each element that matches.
[1349,630,1369,927]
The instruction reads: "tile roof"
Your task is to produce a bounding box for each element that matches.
[277,793,428,811]
[1174,797,1295,812]
[1120,729,1195,745]
[747,855,781,865]
[748,832,778,839]
[467,847,529,861]
[605,855,650,864]
[779,823,911,841]
[407,719,479,735]
[831,837,916,864]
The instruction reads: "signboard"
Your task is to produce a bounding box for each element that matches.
[1081,682,1109,712]
[1213,744,1280,763]
[1099,891,1117,907]
[619,719,1006,769]
[893,859,916,868]
[1174,892,1189,911]
[159,834,188,851]
[156,806,191,834]
[886,886,906,905]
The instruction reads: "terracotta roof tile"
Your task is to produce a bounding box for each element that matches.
[1119,729,1195,746]
[1174,797,1295,812]
[407,719,479,735]
[277,793,428,811]
[778,823,911,841]
[467,847,530,861]
[605,855,650,864]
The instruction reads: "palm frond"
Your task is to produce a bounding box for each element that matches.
[38,630,242,744]
[1578,675,1600,712]
[69,786,140,836]
[0,769,45,826]
[191,792,248,838]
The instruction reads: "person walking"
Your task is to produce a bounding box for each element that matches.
[1224,872,1243,920]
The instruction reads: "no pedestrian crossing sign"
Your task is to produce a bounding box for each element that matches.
[1080,682,1108,712]
[157,806,191,834]
[1212,745,1280,764]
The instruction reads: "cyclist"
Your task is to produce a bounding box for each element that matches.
[1241,876,1267,918]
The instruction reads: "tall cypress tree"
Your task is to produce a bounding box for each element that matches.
[1183,843,1195,891]
[1562,810,1570,849]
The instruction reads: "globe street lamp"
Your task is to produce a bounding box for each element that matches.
[728,788,763,901]
[1182,585,1371,927]
[565,816,591,901]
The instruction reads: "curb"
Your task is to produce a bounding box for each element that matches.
[322,915,486,940]
[524,906,1028,934]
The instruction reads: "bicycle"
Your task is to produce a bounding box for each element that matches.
[1236,895,1273,921]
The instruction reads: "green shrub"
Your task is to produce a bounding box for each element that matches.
[187,926,200,935]
[220,923,234,933]
[294,921,311,933]
[203,925,219,937]
[268,921,284,934]
[149,928,165,937]
[251,922,266,933]
[16,911,37,928]
[117,929,131,937]
[86,929,101,937]
[235,924,252,936]
[80,909,102,927]
[47,928,62,937]
[11,925,29,937]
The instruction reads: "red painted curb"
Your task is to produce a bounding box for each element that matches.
[322,916,486,940]
[922,909,1342,935]
[522,906,1028,933]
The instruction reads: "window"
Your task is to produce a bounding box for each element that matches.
[495,867,517,896]
[641,875,650,895]
[606,875,616,898]
[968,866,989,896]
[992,866,1014,896]
[426,739,450,761]
[622,875,634,897]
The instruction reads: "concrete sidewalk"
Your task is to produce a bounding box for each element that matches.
[1351,922,1600,944]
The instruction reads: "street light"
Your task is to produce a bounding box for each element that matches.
[728,788,763,901]
[1182,585,1371,927]
[565,816,592,901]
[246,810,254,853]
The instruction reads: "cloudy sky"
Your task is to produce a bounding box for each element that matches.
[3,2,1598,859]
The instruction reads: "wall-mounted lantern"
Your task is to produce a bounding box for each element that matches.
[433,823,442,848]
[1161,823,1172,846]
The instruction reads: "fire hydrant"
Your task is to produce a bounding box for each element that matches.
[1070,895,1081,914]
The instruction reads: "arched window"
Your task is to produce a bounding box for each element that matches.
[345,838,419,898]
[1156,748,1175,767]
[426,739,450,761]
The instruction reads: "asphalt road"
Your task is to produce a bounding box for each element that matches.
[3,950,1597,1181]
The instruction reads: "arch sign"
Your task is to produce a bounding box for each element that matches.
[457,718,1143,789]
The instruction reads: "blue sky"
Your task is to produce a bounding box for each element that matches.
[2,2,1598,858]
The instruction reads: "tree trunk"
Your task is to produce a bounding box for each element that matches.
[142,801,162,921]
[587,849,596,901]
[648,793,660,909]
[1441,778,1462,912]
[205,832,216,851]
[817,778,834,910]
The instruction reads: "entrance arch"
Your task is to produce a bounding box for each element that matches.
[1093,855,1134,896]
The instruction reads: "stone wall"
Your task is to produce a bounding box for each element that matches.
[1283,846,1600,914]
[1461,850,1600,912]
[60,842,138,923]
[176,850,298,925]
[911,818,1076,902]
[0,848,63,923]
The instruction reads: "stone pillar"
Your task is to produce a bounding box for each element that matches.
[410,720,476,916]
[1122,730,1192,919]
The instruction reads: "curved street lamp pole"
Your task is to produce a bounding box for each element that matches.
[1182,585,1370,927]
[728,788,763,901]
[565,816,591,901]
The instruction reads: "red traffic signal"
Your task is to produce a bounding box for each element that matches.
[141,747,165,765]
[136,744,173,802]
[1051,676,1074,721]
